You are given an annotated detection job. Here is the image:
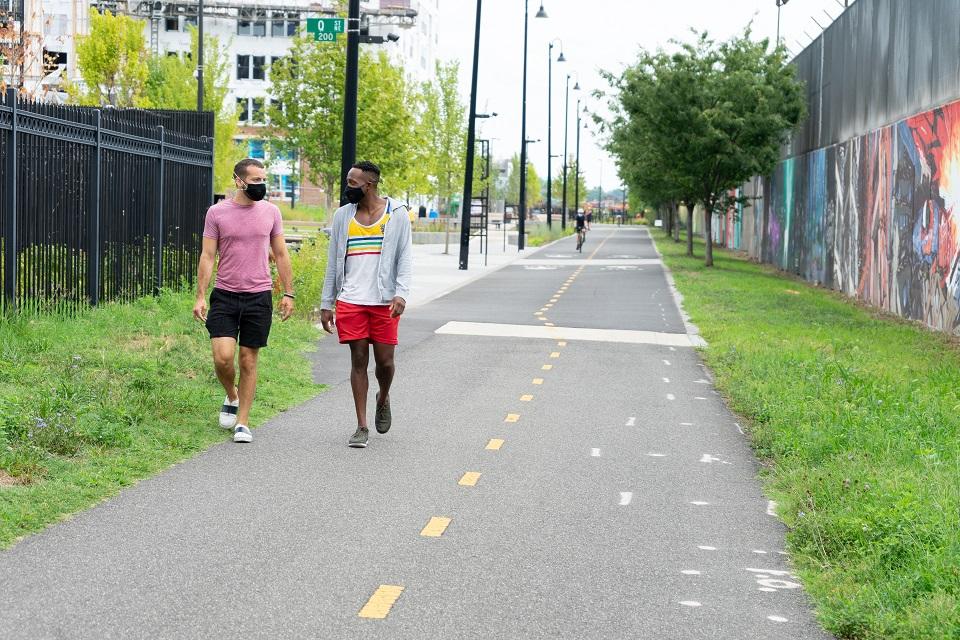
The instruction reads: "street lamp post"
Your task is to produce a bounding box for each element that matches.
[546,38,564,230]
[776,0,790,46]
[338,0,361,205]
[573,99,583,222]
[517,1,547,251]
[459,0,484,270]
[197,0,204,111]
[561,73,578,231]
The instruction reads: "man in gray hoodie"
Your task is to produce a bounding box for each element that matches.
[320,161,413,448]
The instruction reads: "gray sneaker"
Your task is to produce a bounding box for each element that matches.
[348,427,369,448]
[375,393,392,434]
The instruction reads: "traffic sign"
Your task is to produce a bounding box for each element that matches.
[306,18,345,42]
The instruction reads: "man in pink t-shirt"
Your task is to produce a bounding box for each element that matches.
[193,158,294,443]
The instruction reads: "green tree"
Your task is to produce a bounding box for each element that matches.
[417,60,466,211]
[551,156,587,215]
[143,29,243,192]
[505,153,541,210]
[600,31,804,265]
[70,9,150,107]
[268,34,418,205]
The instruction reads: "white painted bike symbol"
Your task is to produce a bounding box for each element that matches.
[745,568,801,592]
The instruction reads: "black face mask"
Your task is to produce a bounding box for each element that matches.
[243,182,267,202]
[344,185,365,204]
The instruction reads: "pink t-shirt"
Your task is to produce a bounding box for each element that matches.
[202,199,283,293]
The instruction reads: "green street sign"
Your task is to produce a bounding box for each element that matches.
[306,18,345,42]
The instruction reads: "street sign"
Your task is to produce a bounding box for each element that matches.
[306,18,345,42]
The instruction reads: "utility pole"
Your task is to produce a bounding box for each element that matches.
[459,0,482,270]
[574,100,582,222]
[339,0,361,206]
[561,74,571,231]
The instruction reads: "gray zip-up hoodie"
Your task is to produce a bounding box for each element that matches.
[321,198,413,310]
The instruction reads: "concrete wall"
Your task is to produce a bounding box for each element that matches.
[715,0,960,334]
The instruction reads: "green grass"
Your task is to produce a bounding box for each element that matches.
[0,290,323,549]
[275,201,329,223]
[652,232,960,639]
[526,224,576,247]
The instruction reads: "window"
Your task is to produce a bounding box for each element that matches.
[286,12,299,36]
[165,16,179,31]
[252,56,265,80]
[236,55,250,79]
[184,14,197,29]
[248,139,265,159]
[271,16,285,37]
[42,50,67,75]
[251,98,265,123]
[252,10,267,36]
[236,98,249,122]
[237,9,265,36]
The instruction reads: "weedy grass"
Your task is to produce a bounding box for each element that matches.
[653,231,960,640]
[0,289,322,549]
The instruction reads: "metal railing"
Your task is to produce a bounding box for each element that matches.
[0,88,214,313]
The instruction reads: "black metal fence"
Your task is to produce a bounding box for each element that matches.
[0,88,214,313]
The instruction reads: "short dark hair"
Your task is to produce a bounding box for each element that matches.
[352,160,381,183]
[234,158,265,179]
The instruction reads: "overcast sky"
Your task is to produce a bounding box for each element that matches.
[435,0,854,189]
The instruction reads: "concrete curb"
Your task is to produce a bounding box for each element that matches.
[645,227,708,348]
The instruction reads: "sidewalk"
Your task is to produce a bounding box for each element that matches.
[406,226,526,308]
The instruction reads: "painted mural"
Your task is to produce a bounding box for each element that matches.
[719,99,960,334]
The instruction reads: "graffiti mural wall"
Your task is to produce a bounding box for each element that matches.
[740,99,960,334]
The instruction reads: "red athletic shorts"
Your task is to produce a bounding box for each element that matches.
[335,300,400,345]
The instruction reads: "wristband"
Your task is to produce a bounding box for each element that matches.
[283,292,296,300]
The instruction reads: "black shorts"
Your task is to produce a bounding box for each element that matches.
[205,288,273,348]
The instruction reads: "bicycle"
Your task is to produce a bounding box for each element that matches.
[576,227,587,252]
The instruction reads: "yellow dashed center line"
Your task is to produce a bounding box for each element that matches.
[520,394,533,402]
[420,517,452,537]
[550,352,560,358]
[486,438,504,450]
[558,341,567,347]
[545,322,555,326]
[505,413,520,422]
[358,585,404,619]
[532,378,544,385]
[542,364,553,370]
[459,471,482,486]
[535,311,544,316]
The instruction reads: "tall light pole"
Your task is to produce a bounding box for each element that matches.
[574,100,584,221]
[546,38,564,230]
[518,1,548,251]
[197,0,204,110]
[459,0,483,270]
[561,73,579,231]
[339,0,361,205]
[776,0,789,46]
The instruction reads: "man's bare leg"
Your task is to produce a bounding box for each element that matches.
[237,346,260,426]
[372,342,396,407]
[349,339,371,428]
[211,337,239,402]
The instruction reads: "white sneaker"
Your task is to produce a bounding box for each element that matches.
[219,396,239,430]
[233,425,252,443]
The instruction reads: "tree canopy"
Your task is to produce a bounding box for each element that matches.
[599,31,805,265]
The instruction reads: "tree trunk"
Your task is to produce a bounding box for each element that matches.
[663,204,672,237]
[686,204,694,257]
[704,207,714,267]
[673,203,681,242]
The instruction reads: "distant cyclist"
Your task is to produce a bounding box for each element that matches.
[575,209,587,252]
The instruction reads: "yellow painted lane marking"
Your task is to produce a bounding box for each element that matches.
[486,438,504,450]
[532,378,544,385]
[550,352,560,358]
[558,341,567,346]
[459,471,482,486]
[535,311,544,316]
[545,303,553,308]
[420,516,452,537]
[545,322,555,326]
[505,413,520,422]
[520,394,533,401]
[550,297,559,302]
[542,364,553,370]
[358,585,404,619]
